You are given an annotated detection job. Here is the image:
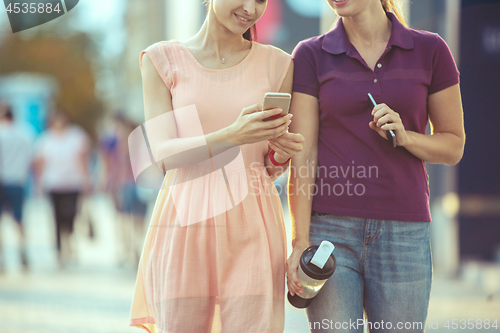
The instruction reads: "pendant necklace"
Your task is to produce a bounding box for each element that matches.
[203,41,249,64]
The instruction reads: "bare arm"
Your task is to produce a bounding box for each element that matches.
[371,84,465,166]
[405,84,465,165]
[32,155,45,196]
[78,139,91,194]
[286,92,319,296]
[141,53,290,171]
[141,53,230,168]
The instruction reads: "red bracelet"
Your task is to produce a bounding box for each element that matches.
[269,149,290,166]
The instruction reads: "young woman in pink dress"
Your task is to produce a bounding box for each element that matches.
[129,1,305,332]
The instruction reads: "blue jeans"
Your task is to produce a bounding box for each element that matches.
[305,212,432,333]
[0,185,25,222]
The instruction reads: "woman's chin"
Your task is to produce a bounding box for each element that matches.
[226,25,252,37]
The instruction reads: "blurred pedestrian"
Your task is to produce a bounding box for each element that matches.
[34,109,91,268]
[0,101,35,273]
[100,113,148,267]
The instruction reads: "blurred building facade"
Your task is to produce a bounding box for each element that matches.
[412,0,500,274]
[120,0,167,123]
[458,0,500,264]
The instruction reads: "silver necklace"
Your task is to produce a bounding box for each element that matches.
[203,41,249,64]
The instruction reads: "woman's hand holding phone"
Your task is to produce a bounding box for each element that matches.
[227,104,291,146]
[261,93,303,162]
[263,92,291,121]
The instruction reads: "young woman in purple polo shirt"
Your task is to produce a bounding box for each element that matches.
[280,0,465,331]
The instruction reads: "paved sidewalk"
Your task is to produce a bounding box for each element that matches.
[0,268,498,333]
[0,267,137,333]
[0,194,498,333]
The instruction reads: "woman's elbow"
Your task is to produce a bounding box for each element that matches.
[446,135,466,166]
[446,150,463,166]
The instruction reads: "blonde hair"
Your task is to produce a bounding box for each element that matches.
[381,0,407,26]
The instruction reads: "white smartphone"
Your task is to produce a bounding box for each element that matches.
[263,92,291,120]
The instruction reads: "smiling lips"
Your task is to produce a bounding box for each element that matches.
[235,13,251,24]
[333,0,349,5]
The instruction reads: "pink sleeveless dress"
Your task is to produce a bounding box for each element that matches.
[129,40,292,333]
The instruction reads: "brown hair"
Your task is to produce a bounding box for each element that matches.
[381,0,407,26]
[3,105,13,121]
[243,26,257,42]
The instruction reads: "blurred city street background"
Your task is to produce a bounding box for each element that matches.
[0,196,499,332]
[0,0,500,332]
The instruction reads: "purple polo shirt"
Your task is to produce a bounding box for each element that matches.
[292,12,459,222]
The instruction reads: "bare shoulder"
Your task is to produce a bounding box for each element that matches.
[258,42,291,59]
[141,53,158,77]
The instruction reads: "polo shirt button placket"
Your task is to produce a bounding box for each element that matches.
[374,63,382,83]
[373,62,382,83]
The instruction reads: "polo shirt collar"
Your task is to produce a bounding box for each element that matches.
[322,11,414,55]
